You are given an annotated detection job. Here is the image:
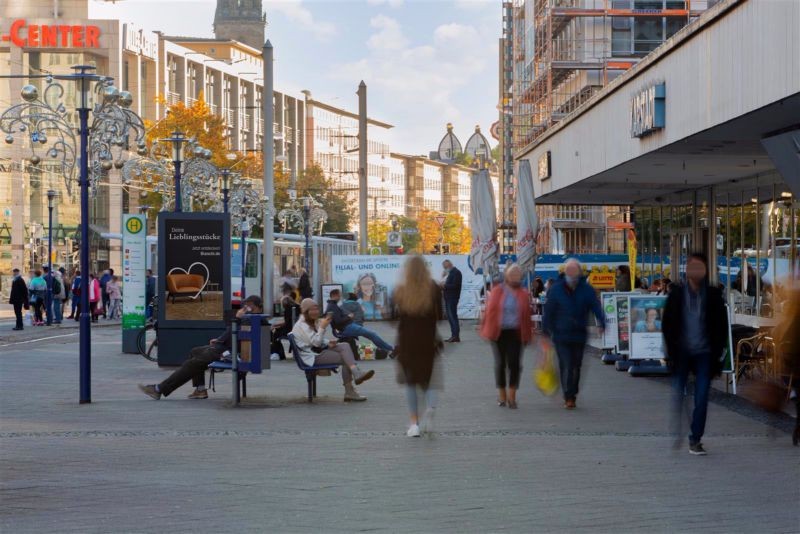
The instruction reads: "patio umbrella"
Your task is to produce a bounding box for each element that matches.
[515,159,538,274]
[469,169,498,275]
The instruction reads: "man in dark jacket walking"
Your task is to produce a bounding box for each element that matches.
[9,268,29,331]
[441,259,462,342]
[325,289,394,353]
[662,252,727,456]
[543,259,604,409]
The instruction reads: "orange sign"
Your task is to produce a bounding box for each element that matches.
[588,272,615,289]
[1,20,101,48]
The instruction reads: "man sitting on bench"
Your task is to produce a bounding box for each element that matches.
[138,295,264,400]
[325,289,395,357]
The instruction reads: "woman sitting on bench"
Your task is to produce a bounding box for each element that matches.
[292,298,375,402]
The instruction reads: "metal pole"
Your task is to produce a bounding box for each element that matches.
[241,225,248,302]
[231,319,239,405]
[304,202,311,274]
[223,187,229,214]
[173,155,182,212]
[77,70,91,404]
[357,81,368,254]
[47,199,53,326]
[263,40,275,314]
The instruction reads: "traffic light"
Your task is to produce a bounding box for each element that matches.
[432,243,441,254]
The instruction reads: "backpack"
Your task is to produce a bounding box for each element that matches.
[53,277,62,295]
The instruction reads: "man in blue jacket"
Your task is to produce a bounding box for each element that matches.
[543,258,604,409]
[441,259,462,342]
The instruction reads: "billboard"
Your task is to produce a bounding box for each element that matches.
[159,214,227,324]
[628,295,667,360]
[330,255,484,320]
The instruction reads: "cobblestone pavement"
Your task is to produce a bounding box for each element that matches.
[1,321,797,533]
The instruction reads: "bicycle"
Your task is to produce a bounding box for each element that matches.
[137,298,158,362]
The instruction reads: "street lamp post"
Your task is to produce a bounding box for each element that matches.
[1,65,146,403]
[303,197,311,274]
[240,220,250,301]
[46,189,56,325]
[164,131,187,212]
[220,169,231,214]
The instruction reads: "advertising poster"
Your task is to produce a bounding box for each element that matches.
[331,255,484,319]
[616,295,631,354]
[163,216,225,321]
[601,292,620,350]
[122,214,147,331]
[628,295,667,360]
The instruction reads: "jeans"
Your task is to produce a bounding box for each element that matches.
[444,297,460,339]
[71,296,78,317]
[314,343,356,385]
[53,298,64,323]
[102,292,110,317]
[32,299,44,324]
[406,385,438,418]
[108,298,121,319]
[555,341,585,400]
[340,323,394,352]
[159,344,224,396]
[493,329,523,388]
[671,351,712,445]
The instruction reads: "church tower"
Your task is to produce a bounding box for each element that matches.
[214,0,266,50]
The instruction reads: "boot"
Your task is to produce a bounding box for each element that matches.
[344,382,367,402]
[351,366,374,385]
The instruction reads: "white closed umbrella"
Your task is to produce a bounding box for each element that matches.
[515,159,538,274]
[469,169,498,275]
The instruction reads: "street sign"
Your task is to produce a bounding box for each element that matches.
[401,228,418,234]
[121,214,146,353]
[387,231,402,248]
[435,215,446,227]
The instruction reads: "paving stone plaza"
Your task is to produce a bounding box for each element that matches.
[1,322,797,533]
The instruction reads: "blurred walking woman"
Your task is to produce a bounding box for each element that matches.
[394,256,443,437]
[480,264,532,409]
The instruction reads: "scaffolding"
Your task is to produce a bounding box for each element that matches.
[512,0,708,152]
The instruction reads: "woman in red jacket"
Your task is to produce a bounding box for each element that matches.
[480,264,532,409]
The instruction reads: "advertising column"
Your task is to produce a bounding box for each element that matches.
[157,212,230,366]
[122,214,146,353]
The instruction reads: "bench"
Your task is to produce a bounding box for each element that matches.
[286,333,340,402]
[208,314,271,405]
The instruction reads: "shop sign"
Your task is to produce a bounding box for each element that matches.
[1,20,101,48]
[630,82,665,138]
[123,24,158,60]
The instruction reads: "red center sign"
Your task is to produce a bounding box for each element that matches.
[1,20,101,48]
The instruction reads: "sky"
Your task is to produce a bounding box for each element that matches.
[90,0,501,155]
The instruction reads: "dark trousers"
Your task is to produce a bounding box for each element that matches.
[32,300,43,323]
[445,297,460,339]
[102,292,110,317]
[555,341,585,400]
[45,293,53,325]
[493,329,522,388]
[159,345,223,396]
[671,351,712,445]
[13,303,24,329]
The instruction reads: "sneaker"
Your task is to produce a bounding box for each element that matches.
[421,408,435,434]
[344,384,367,402]
[689,442,707,456]
[187,389,208,399]
[564,398,576,409]
[352,366,375,385]
[406,424,421,438]
[138,384,161,400]
[270,353,281,361]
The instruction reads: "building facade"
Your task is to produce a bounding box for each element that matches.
[213,0,266,51]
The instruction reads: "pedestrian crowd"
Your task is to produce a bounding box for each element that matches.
[7,266,122,330]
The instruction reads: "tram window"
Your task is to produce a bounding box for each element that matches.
[245,243,258,278]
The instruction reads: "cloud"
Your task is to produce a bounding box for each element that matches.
[453,0,496,11]
[332,18,497,153]
[264,0,336,40]
[367,15,409,51]
[367,0,404,7]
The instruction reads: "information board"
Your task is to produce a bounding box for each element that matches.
[122,214,146,331]
[628,295,667,360]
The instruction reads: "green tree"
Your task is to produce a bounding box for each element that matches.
[273,163,354,234]
[367,220,392,253]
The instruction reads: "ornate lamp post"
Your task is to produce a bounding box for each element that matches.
[220,169,231,214]
[0,65,146,403]
[278,194,327,275]
[163,131,187,212]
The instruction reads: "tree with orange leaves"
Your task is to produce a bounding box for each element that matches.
[416,209,471,254]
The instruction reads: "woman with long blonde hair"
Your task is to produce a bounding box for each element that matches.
[394,255,443,437]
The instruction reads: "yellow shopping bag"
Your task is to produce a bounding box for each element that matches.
[533,337,559,396]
